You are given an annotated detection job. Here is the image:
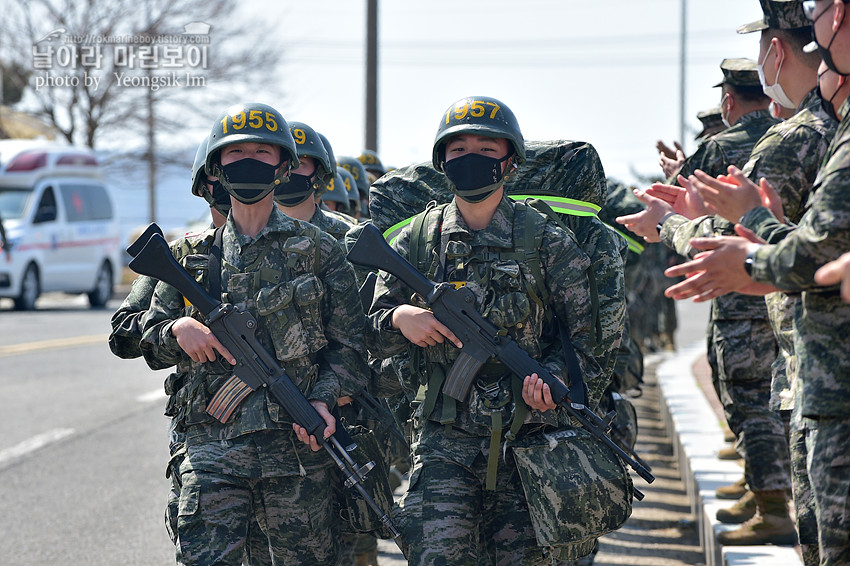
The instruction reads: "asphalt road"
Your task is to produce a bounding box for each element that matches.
[0,293,710,566]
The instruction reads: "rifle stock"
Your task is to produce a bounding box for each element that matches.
[127,230,403,547]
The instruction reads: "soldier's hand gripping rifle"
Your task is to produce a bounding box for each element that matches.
[128,228,403,549]
[347,223,655,489]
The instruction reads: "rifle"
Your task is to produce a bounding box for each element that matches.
[347,223,655,490]
[128,228,403,549]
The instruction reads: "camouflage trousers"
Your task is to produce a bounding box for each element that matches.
[804,415,850,566]
[395,427,577,566]
[175,446,339,565]
[165,429,272,564]
[712,319,791,492]
[790,405,819,566]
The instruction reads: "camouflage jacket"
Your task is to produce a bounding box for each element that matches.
[659,108,780,320]
[310,205,355,242]
[747,97,850,418]
[370,141,625,390]
[369,195,603,438]
[672,109,780,182]
[742,88,838,410]
[140,206,369,441]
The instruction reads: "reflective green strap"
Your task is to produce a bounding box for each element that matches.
[382,217,415,246]
[509,195,601,217]
[507,376,527,441]
[604,223,645,254]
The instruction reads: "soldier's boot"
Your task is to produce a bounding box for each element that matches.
[716,477,748,500]
[717,445,742,460]
[354,548,379,566]
[716,490,799,546]
[716,489,757,523]
[723,429,736,443]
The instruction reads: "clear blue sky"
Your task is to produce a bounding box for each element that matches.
[252,0,765,186]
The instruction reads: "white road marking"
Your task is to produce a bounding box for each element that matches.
[0,428,75,466]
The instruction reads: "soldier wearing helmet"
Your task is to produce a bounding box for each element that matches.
[339,166,362,220]
[358,149,386,184]
[139,102,370,566]
[191,135,230,226]
[368,96,606,564]
[338,156,371,218]
[273,121,354,242]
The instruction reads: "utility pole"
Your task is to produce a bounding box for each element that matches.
[679,0,687,150]
[365,0,378,151]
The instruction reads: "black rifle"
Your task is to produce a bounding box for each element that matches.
[128,228,403,548]
[347,223,655,489]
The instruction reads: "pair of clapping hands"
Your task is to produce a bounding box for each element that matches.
[615,168,850,303]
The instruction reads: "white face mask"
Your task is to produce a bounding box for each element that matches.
[758,42,796,110]
[720,94,733,128]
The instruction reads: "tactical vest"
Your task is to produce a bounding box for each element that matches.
[173,224,327,438]
[405,200,576,489]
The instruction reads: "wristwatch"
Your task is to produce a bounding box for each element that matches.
[743,248,756,276]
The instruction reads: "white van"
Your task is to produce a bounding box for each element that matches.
[0,140,121,310]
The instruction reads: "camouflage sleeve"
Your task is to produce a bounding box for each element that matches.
[741,127,825,224]
[368,227,417,359]
[674,139,728,183]
[540,223,605,409]
[314,232,370,403]
[740,206,797,244]
[751,163,850,291]
[139,278,192,370]
[108,274,157,359]
[659,214,720,258]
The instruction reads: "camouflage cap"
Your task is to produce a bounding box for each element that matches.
[713,58,761,87]
[737,0,809,33]
[695,107,726,140]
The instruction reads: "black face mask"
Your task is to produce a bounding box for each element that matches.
[274,173,315,207]
[220,158,281,204]
[206,179,232,217]
[811,5,850,76]
[443,152,512,203]
[817,71,842,122]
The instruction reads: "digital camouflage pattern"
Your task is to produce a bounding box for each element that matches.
[309,203,356,243]
[370,195,605,563]
[803,416,850,565]
[108,237,273,564]
[670,109,779,184]
[659,107,790,494]
[511,428,633,555]
[737,0,810,34]
[742,98,850,562]
[740,87,838,412]
[747,97,850,419]
[711,319,789,492]
[791,396,819,566]
[371,140,625,390]
[139,206,369,565]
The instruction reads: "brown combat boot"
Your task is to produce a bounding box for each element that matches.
[716,477,748,500]
[723,429,736,443]
[354,548,379,566]
[717,445,742,460]
[716,489,756,523]
[716,490,799,546]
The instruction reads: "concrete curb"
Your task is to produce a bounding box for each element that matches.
[655,342,803,566]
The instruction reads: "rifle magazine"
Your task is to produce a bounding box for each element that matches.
[206,376,254,423]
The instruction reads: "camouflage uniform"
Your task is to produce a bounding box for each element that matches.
[659,104,787,494]
[140,207,369,566]
[743,96,850,566]
[369,195,610,564]
[372,140,626,394]
[738,88,837,563]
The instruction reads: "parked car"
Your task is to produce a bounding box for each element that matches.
[0,140,121,310]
